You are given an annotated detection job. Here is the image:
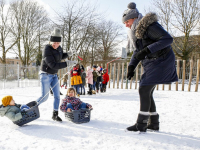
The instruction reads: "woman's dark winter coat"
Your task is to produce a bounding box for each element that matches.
[40,44,68,74]
[128,13,178,86]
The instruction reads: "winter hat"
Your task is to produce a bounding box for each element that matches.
[73,67,78,76]
[97,66,101,71]
[122,2,139,23]
[50,28,62,42]
[2,95,13,106]
[87,66,91,71]
[93,65,97,68]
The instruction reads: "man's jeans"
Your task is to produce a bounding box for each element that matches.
[36,73,60,110]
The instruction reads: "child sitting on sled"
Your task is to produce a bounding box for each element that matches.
[0,95,30,122]
[60,87,92,112]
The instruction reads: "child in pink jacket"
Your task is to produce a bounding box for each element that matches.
[86,66,93,95]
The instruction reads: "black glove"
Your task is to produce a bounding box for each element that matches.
[134,47,151,60]
[127,65,135,80]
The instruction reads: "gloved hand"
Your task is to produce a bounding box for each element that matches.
[127,65,135,80]
[67,50,74,57]
[66,60,77,67]
[134,47,151,60]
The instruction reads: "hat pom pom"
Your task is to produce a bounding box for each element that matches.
[127,2,136,9]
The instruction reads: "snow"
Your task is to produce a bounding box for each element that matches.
[0,84,200,150]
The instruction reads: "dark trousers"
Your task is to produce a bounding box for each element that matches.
[80,84,85,94]
[95,81,100,90]
[88,84,93,92]
[139,85,156,112]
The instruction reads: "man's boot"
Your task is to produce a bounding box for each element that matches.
[52,110,62,122]
[126,114,149,132]
[147,114,159,131]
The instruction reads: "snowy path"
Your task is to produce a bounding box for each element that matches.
[0,86,200,150]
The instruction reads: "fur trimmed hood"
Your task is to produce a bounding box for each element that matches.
[135,13,158,39]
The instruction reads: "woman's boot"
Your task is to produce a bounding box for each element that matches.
[126,114,149,132]
[147,114,159,131]
[52,110,62,122]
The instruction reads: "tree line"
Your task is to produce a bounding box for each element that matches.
[1,0,200,68]
[0,0,124,67]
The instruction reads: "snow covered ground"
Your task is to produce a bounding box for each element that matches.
[0,84,200,150]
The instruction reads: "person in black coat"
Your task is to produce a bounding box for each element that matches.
[36,28,77,122]
[123,2,178,132]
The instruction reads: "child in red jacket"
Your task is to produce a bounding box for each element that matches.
[101,69,109,92]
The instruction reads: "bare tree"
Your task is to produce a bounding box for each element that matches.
[152,0,200,60]
[171,0,200,60]
[9,0,49,66]
[55,0,102,53]
[96,20,124,61]
[151,0,171,32]
[0,0,18,64]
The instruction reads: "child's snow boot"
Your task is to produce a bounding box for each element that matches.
[147,114,159,131]
[87,91,92,95]
[65,86,67,89]
[92,90,96,94]
[52,110,62,122]
[126,114,149,132]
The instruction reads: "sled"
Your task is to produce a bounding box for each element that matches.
[13,101,40,126]
[65,108,92,124]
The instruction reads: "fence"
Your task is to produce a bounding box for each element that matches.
[0,64,70,89]
[95,59,200,92]
[0,59,200,92]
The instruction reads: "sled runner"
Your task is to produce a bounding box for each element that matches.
[13,101,40,126]
[65,108,92,124]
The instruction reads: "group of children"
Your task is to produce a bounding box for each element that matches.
[87,65,109,95]
[63,63,110,96]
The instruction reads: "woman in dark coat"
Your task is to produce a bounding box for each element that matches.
[123,2,178,132]
[36,28,76,122]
